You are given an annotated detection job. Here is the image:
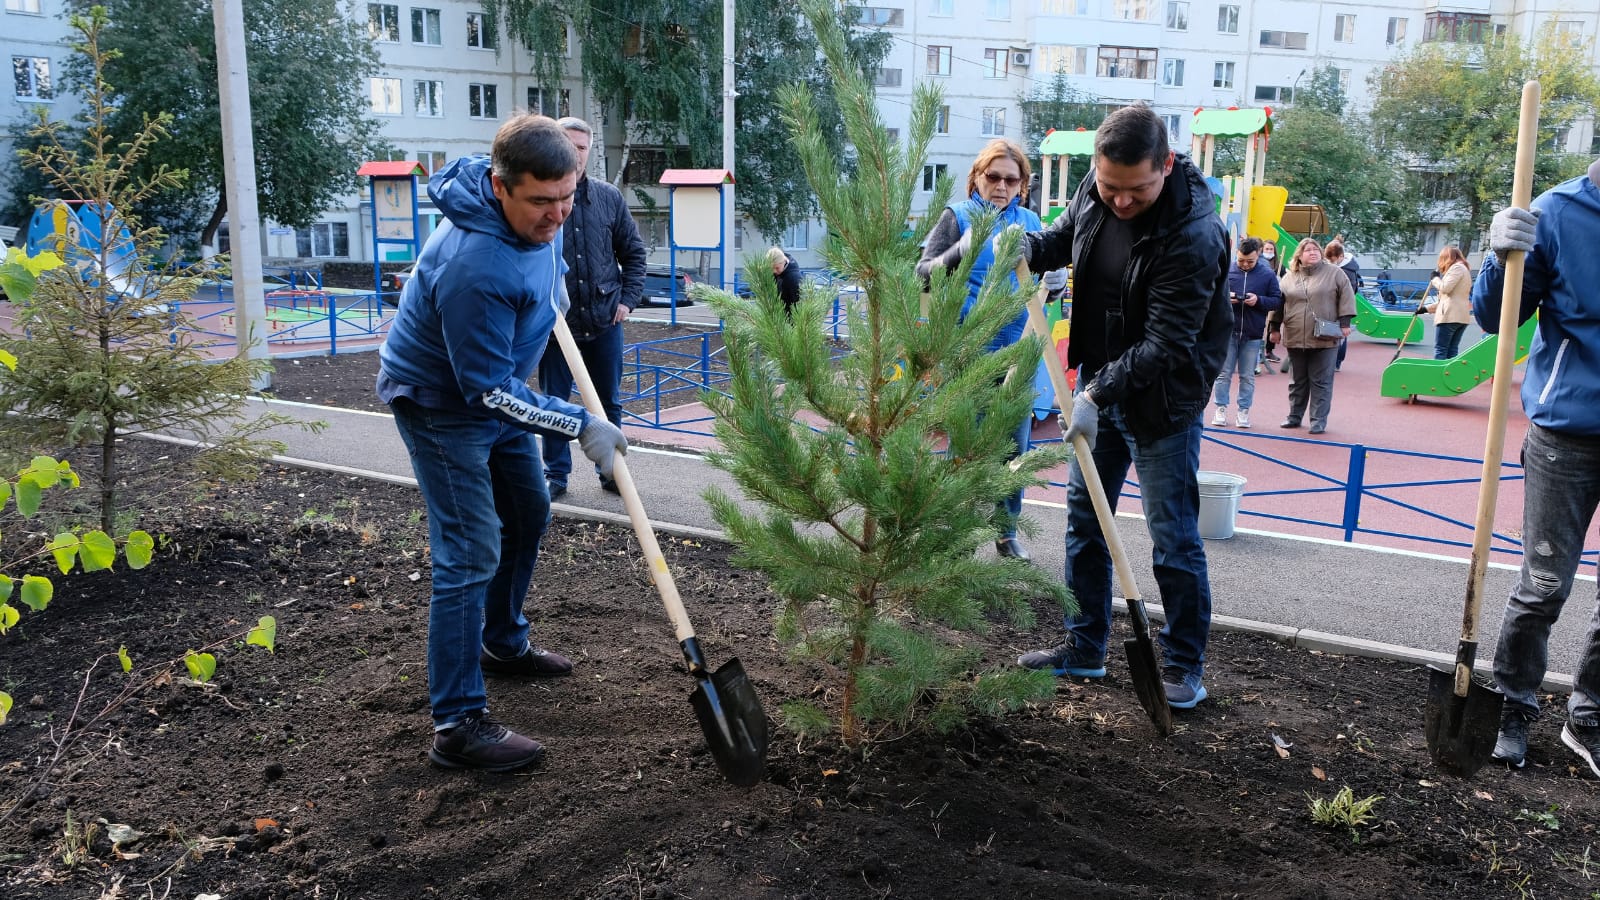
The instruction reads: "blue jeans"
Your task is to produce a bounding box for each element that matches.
[1063,406,1213,678]
[538,323,624,487]
[390,398,551,730]
[1211,335,1262,409]
[1434,322,1468,360]
[1493,424,1600,726]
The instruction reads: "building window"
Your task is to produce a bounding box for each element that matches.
[410,7,442,44]
[6,0,44,12]
[1216,4,1239,34]
[296,223,350,259]
[1161,58,1184,86]
[921,163,946,191]
[931,0,953,15]
[1166,1,1187,30]
[1423,12,1488,44]
[874,68,903,88]
[377,148,409,162]
[468,83,498,119]
[1213,61,1235,89]
[935,105,950,134]
[983,48,1009,79]
[1386,17,1407,45]
[414,79,443,117]
[782,220,811,250]
[417,150,447,173]
[368,4,399,42]
[466,11,497,49]
[1161,113,1181,143]
[927,45,952,76]
[1337,69,1351,94]
[885,127,900,142]
[1551,126,1571,152]
[529,87,558,117]
[1254,85,1293,103]
[853,6,905,27]
[1097,46,1157,80]
[1038,45,1090,75]
[1334,14,1355,43]
[981,107,1006,136]
[986,0,1010,17]
[11,56,51,100]
[369,77,402,115]
[1556,20,1583,38]
[1039,0,1087,13]
[1259,30,1309,50]
[1113,0,1152,20]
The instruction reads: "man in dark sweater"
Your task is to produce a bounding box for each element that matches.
[538,117,648,497]
[766,246,802,319]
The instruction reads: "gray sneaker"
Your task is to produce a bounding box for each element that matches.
[1492,710,1532,768]
[430,712,545,772]
[1017,642,1106,678]
[1562,721,1600,778]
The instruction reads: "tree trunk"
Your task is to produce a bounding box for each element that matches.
[611,142,631,189]
[199,194,228,260]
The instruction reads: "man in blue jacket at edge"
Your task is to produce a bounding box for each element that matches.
[377,115,629,772]
[1474,158,1600,779]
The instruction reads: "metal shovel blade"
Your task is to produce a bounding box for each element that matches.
[688,656,769,787]
[1124,599,1173,736]
[1424,664,1504,778]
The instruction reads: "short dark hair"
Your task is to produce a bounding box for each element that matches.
[1237,237,1263,255]
[491,114,579,185]
[1094,105,1170,168]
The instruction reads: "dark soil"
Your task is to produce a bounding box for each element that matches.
[2,363,1598,899]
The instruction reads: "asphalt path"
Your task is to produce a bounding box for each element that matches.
[231,395,1591,689]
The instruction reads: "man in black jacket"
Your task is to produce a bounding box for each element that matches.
[1015,105,1232,710]
[766,246,802,319]
[538,117,648,497]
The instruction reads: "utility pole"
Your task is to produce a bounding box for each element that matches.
[722,0,737,290]
[212,0,272,389]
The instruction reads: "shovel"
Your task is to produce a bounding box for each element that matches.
[1018,264,1172,736]
[1390,287,1433,364]
[550,315,769,786]
[1424,80,1540,777]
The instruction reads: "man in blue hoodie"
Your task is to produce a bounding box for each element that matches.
[1474,158,1600,778]
[378,115,628,772]
[1211,237,1283,429]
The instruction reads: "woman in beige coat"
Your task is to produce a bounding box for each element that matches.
[1422,246,1473,360]
[1277,238,1355,435]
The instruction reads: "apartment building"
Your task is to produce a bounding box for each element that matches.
[3,0,1596,269]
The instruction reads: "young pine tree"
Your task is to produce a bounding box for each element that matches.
[700,0,1073,747]
[0,8,307,533]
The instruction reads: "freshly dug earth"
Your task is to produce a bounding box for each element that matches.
[0,371,1596,899]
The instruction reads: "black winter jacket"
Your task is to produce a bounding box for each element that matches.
[562,176,648,340]
[1021,153,1232,442]
[775,252,802,311]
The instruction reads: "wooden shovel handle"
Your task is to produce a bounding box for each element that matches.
[1016,264,1142,603]
[550,314,696,644]
[1458,80,1540,695]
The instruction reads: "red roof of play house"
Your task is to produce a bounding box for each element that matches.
[660,169,734,186]
[357,161,428,178]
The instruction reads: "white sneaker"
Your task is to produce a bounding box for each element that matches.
[1211,407,1227,427]
[1236,409,1251,429]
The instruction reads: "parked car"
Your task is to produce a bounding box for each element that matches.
[637,266,696,308]
[380,264,414,306]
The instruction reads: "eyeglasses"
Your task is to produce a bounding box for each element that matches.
[983,172,1023,187]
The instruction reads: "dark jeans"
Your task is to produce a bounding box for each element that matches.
[1493,424,1600,725]
[538,324,624,487]
[1434,322,1468,360]
[1063,405,1212,678]
[1286,346,1338,429]
[999,412,1031,539]
[390,398,551,730]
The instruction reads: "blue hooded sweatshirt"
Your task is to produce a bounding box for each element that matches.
[378,155,589,439]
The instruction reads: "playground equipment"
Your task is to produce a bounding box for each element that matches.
[23,199,169,315]
[1380,315,1537,402]
[1036,128,1096,225]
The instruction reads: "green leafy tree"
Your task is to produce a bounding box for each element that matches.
[1368,26,1600,250]
[484,0,889,240]
[699,0,1071,747]
[1294,65,1347,117]
[63,0,385,250]
[1017,69,1105,157]
[0,122,77,236]
[1,8,309,533]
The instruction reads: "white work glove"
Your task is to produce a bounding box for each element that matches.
[1488,206,1540,263]
[1063,391,1100,452]
[941,229,973,268]
[1042,268,1068,292]
[556,277,572,316]
[577,416,628,481]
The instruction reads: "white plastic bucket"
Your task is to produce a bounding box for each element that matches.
[1196,471,1248,540]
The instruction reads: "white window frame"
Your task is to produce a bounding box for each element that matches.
[468,83,498,119]
[1259,30,1309,50]
[1386,17,1407,46]
[410,7,442,45]
[1097,46,1157,80]
[5,0,44,13]
[930,0,953,15]
[1161,113,1181,143]
[368,3,400,42]
[529,87,559,117]
[1039,0,1088,13]
[417,150,447,173]
[1161,58,1184,86]
[927,45,952,76]
[1166,1,1187,30]
[12,55,52,101]
[935,105,950,134]
[980,107,1006,137]
[466,11,497,49]
[986,0,1010,17]
[1253,85,1292,103]
[1038,45,1089,75]
[782,220,812,250]
[1213,61,1235,89]
[983,48,1009,79]
[414,79,443,118]
[1216,4,1239,34]
[874,67,903,88]
[921,163,948,192]
[1334,14,1356,43]
[369,77,403,115]
[1337,68,1351,95]
[1113,0,1152,20]
[298,222,350,259]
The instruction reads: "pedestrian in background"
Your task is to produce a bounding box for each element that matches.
[1211,236,1282,429]
[1323,238,1362,371]
[1276,238,1354,436]
[1422,246,1472,360]
[767,246,803,320]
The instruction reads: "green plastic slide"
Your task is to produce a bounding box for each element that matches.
[1269,223,1421,343]
[1380,316,1538,400]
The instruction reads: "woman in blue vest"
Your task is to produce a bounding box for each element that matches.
[916,138,1044,561]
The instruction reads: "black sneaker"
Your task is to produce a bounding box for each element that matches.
[1562,721,1600,777]
[547,480,568,500]
[1017,642,1106,678]
[995,537,1030,561]
[599,477,621,495]
[1492,710,1532,767]
[481,642,574,677]
[430,712,545,772]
